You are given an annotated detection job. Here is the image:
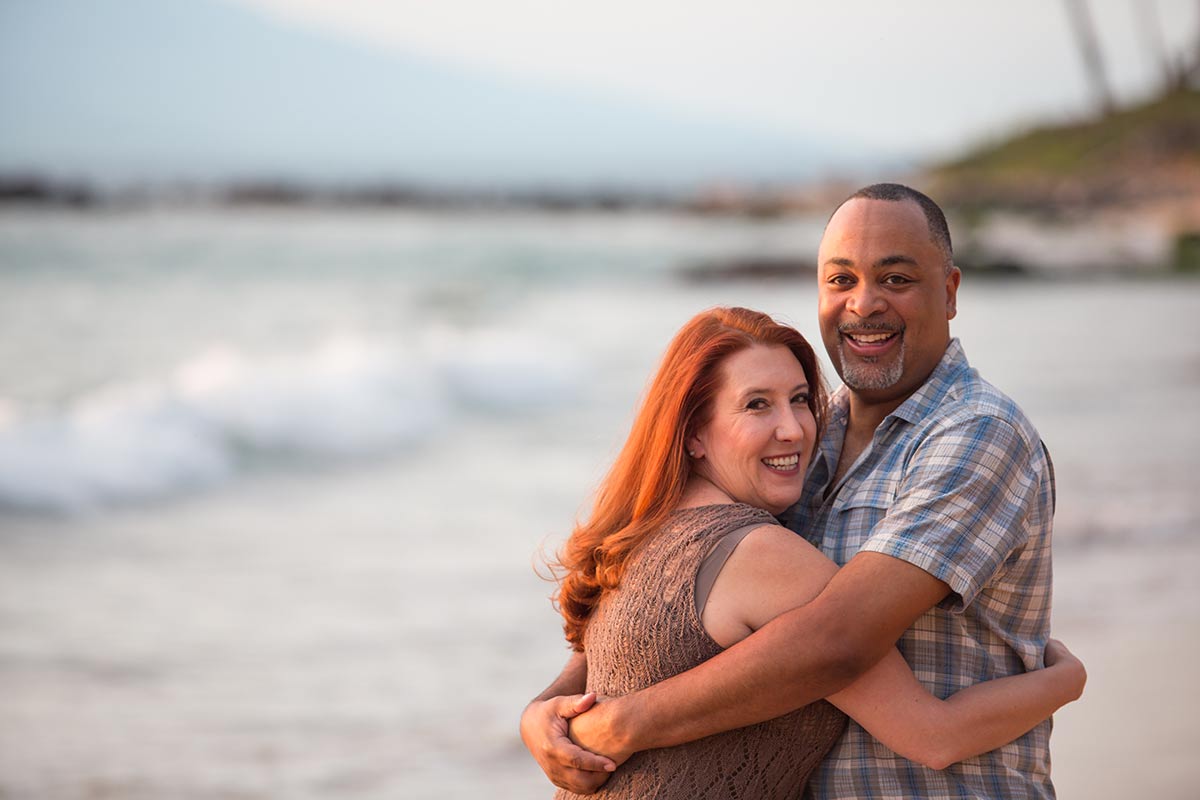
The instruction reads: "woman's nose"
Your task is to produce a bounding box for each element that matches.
[776,410,807,441]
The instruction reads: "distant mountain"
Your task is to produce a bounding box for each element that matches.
[0,0,853,189]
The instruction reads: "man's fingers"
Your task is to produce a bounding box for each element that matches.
[550,767,612,794]
[567,691,597,716]
[520,693,616,790]
[543,737,616,773]
[567,745,617,773]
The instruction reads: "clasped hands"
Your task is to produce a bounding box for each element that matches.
[519,692,632,794]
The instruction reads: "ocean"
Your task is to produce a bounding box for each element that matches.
[1,206,1197,798]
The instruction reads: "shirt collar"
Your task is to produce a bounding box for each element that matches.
[798,338,970,510]
[801,387,848,504]
[782,338,969,525]
[816,337,969,447]
[885,337,970,425]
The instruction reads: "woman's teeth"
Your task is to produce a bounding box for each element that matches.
[763,454,799,469]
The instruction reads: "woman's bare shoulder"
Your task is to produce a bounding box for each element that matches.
[703,522,838,646]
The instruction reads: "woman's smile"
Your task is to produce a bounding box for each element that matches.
[762,453,802,474]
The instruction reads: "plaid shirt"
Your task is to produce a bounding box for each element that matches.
[788,339,1056,800]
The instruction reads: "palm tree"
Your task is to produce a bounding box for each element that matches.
[1062,0,1115,113]
[1132,0,1177,89]
[1183,0,1200,87]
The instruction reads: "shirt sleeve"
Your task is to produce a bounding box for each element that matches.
[857,414,1040,613]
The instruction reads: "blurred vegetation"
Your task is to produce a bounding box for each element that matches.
[943,88,1198,175]
[1175,231,1200,273]
[928,87,1200,214]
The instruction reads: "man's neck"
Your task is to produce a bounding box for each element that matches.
[829,391,912,488]
[845,392,907,439]
[829,340,953,490]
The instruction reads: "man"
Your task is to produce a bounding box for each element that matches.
[521,184,1058,798]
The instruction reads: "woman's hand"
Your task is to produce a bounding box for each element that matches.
[1044,638,1087,701]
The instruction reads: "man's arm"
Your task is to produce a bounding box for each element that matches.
[572,414,1042,759]
[520,651,617,793]
[569,552,949,759]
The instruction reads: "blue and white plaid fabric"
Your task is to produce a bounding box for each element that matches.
[789,339,1056,800]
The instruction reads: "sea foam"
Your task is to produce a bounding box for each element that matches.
[0,331,582,513]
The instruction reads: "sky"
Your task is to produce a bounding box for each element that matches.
[233,0,1199,160]
[1,0,1196,186]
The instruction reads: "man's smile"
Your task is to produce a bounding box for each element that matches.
[846,332,895,344]
[839,324,903,357]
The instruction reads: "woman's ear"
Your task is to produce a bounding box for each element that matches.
[686,434,704,459]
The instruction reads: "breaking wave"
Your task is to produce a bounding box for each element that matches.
[0,331,583,513]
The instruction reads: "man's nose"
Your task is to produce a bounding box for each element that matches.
[846,283,886,317]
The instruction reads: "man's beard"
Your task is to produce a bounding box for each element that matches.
[837,337,906,390]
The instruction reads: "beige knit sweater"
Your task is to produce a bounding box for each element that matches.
[557,503,846,800]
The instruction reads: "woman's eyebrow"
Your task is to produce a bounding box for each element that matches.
[738,383,809,398]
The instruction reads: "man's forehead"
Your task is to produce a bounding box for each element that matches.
[820,198,936,255]
[824,197,926,235]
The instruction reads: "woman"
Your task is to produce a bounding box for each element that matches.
[549,307,1085,799]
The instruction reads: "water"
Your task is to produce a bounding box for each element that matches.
[0,207,1197,798]
[0,207,824,512]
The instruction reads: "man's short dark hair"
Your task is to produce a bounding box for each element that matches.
[838,183,954,270]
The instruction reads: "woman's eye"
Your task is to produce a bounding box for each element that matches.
[791,393,810,406]
[746,398,768,410]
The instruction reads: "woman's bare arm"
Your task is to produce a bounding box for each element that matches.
[703,523,1085,769]
[826,641,1084,769]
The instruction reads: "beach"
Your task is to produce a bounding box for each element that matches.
[0,207,1197,798]
[1050,538,1200,799]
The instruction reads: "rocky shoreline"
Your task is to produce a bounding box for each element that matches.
[6,88,1196,278]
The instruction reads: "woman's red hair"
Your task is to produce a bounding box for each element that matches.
[555,306,825,650]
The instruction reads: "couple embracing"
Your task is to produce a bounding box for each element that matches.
[522,184,1085,799]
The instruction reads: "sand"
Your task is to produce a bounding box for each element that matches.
[1044,536,1200,799]
[0,453,1196,800]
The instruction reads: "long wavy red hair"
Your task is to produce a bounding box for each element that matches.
[555,306,825,650]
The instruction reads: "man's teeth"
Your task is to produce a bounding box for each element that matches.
[763,455,800,468]
[848,332,894,343]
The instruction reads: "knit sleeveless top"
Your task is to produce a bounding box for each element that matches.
[556,503,847,800]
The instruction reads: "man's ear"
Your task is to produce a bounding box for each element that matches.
[946,266,962,320]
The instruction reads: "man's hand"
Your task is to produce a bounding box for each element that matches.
[568,697,634,768]
[520,692,617,794]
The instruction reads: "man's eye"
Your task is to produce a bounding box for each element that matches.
[882,274,912,285]
[828,275,854,286]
